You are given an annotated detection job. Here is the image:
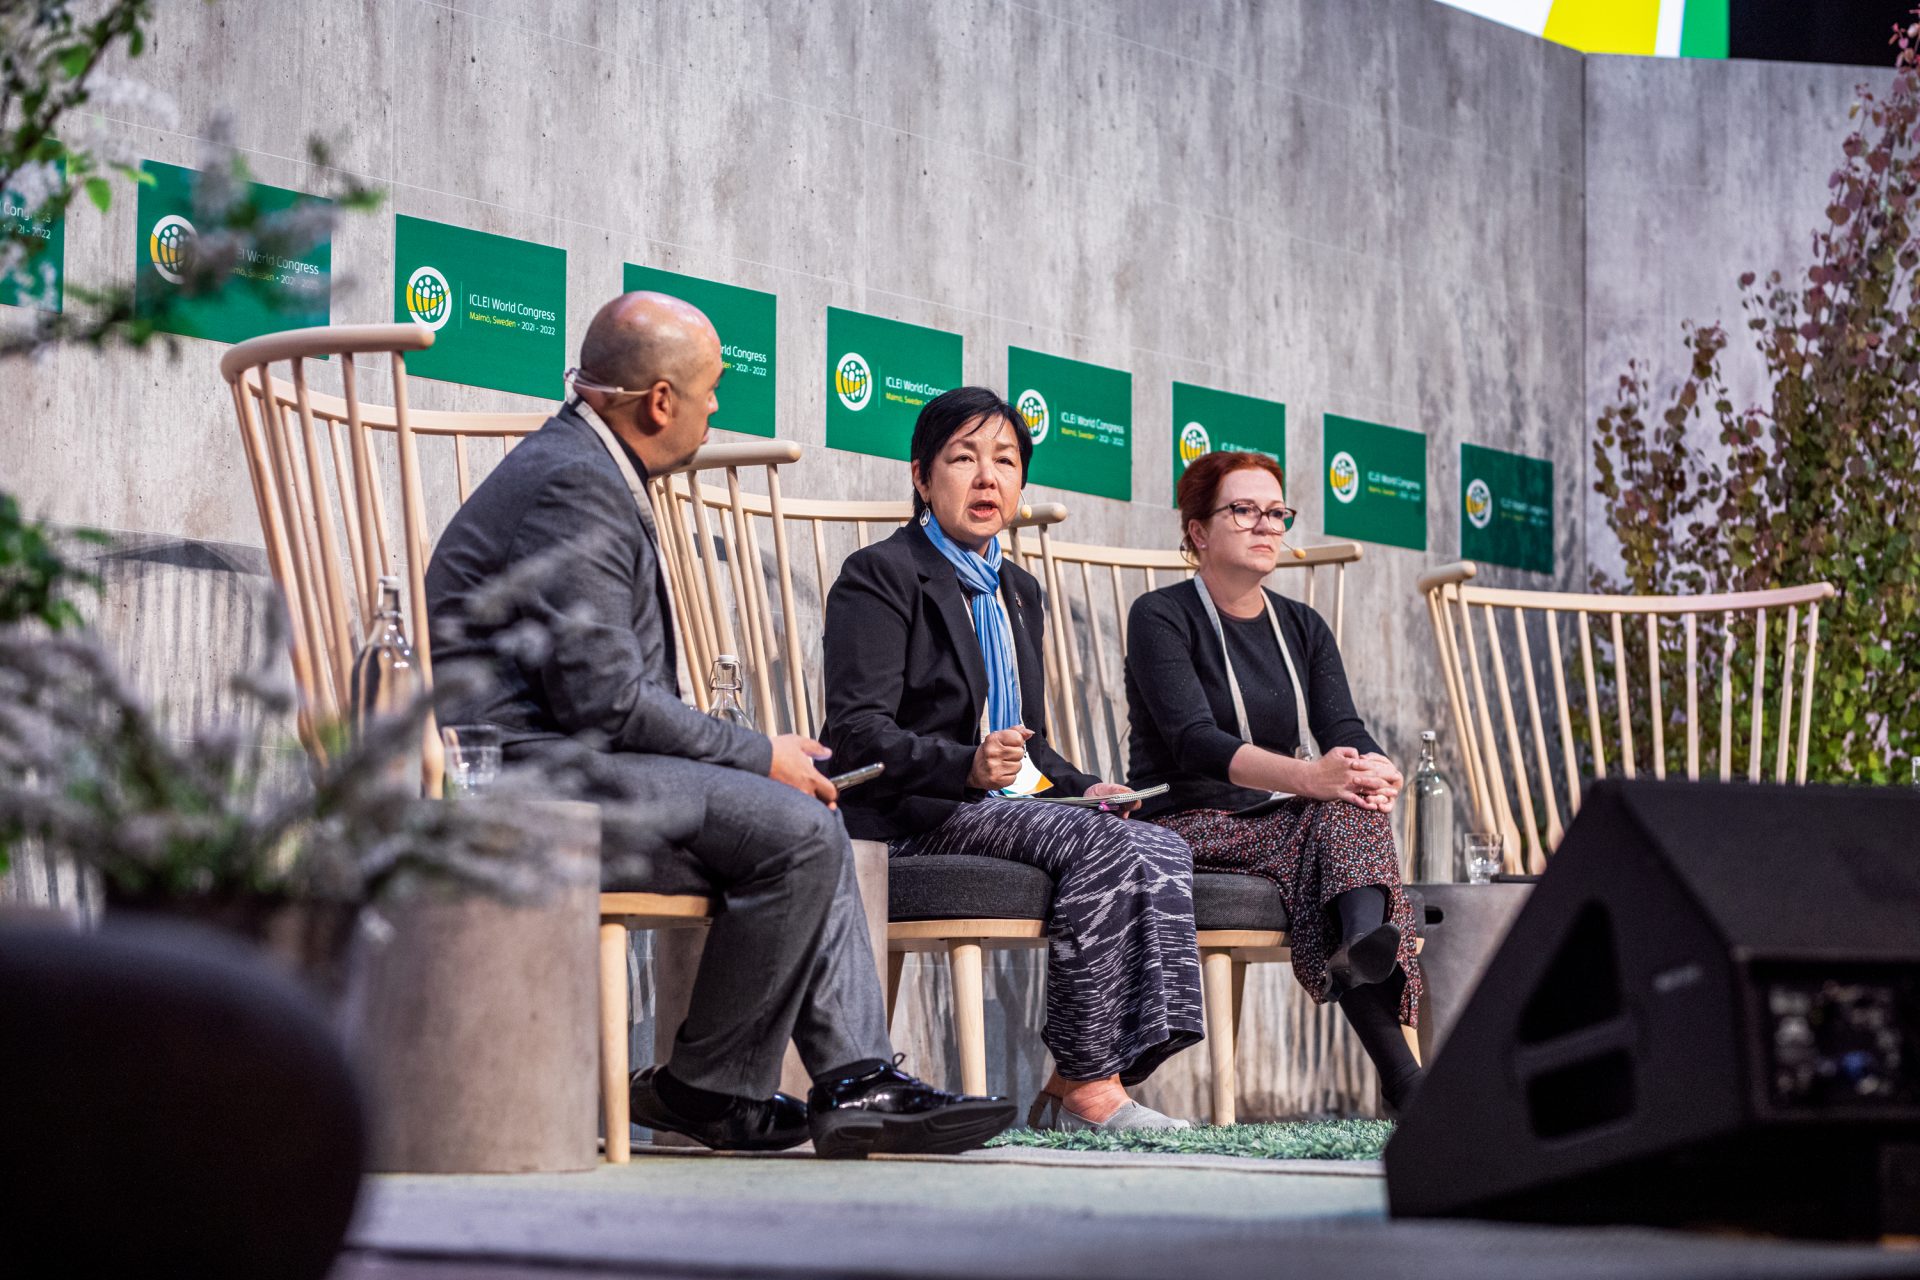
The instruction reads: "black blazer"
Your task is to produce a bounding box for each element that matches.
[821,521,1099,841]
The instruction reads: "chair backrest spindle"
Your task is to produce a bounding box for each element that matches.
[1416,561,1837,864]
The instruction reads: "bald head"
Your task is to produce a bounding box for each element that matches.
[575,291,724,472]
[579,291,719,393]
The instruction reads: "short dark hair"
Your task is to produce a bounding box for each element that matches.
[908,387,1032,515]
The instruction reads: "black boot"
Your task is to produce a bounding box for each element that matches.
[1337,979,1423,1114]
[1326,886,1400,997]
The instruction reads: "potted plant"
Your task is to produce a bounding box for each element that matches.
[0,578,587,994]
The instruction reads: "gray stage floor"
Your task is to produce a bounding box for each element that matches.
[333,1144,1920,1280]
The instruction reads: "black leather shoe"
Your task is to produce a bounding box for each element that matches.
[1327,920,1401,998]
[627,1067,811,1152]
[807,1055,1015,1160]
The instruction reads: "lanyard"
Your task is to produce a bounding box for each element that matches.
[1191,576,1320,765]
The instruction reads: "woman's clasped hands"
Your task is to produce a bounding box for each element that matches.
[1301,746,1403,812]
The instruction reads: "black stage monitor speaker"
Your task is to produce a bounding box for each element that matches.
[1385,778,1920,1239]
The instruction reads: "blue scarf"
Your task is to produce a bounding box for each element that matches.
[920,512,1021,733]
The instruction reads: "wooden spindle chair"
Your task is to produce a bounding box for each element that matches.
[645,460,1071,1097]
[1417,561,1838,874]
[221,323,724,1164]
[1030,535,1370,1124]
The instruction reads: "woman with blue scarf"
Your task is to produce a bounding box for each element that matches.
[822,388,1203,1131]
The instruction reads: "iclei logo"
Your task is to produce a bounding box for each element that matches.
[149,214,195,285]
[1178,422,1210,465]
[834,352,872,411]
[1466,477,1493,529]
[1016,388,1049,445]
[405,266,452,331]
[1329,450,1359,504]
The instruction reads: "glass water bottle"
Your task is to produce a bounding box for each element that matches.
[707,654,754,730]
[351,576,416,728]
[1408,730,1456,883]
[349,575,422,786]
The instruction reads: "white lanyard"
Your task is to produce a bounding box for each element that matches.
[1191,576,1320,764]
[573,397,694,701]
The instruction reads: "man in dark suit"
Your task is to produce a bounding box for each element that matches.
[426,292,1012,1158]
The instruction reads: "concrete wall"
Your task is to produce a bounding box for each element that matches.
[1583,54,1889,583]
[0,0,1873,1117]
[6,0,1589,755]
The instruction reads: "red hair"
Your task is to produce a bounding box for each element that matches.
[1176,451,1287,558]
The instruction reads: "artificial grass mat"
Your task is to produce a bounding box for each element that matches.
[986,1118,1393,1161]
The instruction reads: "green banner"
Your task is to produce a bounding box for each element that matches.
[1009,346,1132,502]
[0,158,63,313]
[394,215,565,399]
[824,307,961,461]
[1461,443,1554,574]
[1170,382,1285,505]
[1323,413,1427,551]
[135,160,331,343]
[624,263,776,438]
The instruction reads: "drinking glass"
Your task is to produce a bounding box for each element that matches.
[441,724,501,796]
[1463,832,1504,885]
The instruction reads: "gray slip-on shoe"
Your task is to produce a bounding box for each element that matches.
[1027,1091,1192,1132]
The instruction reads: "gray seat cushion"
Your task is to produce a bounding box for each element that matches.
[887,858,1288,932]
[888,854,1052,921]
[1193,871,1289,932]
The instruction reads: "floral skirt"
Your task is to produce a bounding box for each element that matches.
[1152,798,1422,1025]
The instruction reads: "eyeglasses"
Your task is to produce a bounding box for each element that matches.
[1211,500,1296,532]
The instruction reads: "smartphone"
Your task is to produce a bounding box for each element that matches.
[827,762,885,792]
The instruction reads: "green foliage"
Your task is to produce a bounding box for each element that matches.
[1591,17,1920,784]
[0,1,383,356]
[0,595,579,906]
[0,490,101,630]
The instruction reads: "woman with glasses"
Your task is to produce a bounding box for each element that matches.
[822,387,1204,1132]
[1122,450,1424,1110]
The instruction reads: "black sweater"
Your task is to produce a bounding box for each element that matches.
[1123,581,1383,819]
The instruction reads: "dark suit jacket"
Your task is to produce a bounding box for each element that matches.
[424,401,770,775]
[821,521,1099,841]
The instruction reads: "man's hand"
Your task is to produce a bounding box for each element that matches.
[770,734,837,807]
[1082,781,1139,818]
[968,726,1034,790]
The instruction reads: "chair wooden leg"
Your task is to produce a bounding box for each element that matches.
[1202,948,1237,1127]
[948,940,987,1097]
[886,950,905,1027]
[598,920,630,1164]
[1230,957,1248,1043]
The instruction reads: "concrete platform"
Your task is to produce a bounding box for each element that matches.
[336,1144,1920,1280]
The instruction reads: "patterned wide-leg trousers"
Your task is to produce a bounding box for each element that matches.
[1153,799,1423,1025]
[890,798,1204,1084]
